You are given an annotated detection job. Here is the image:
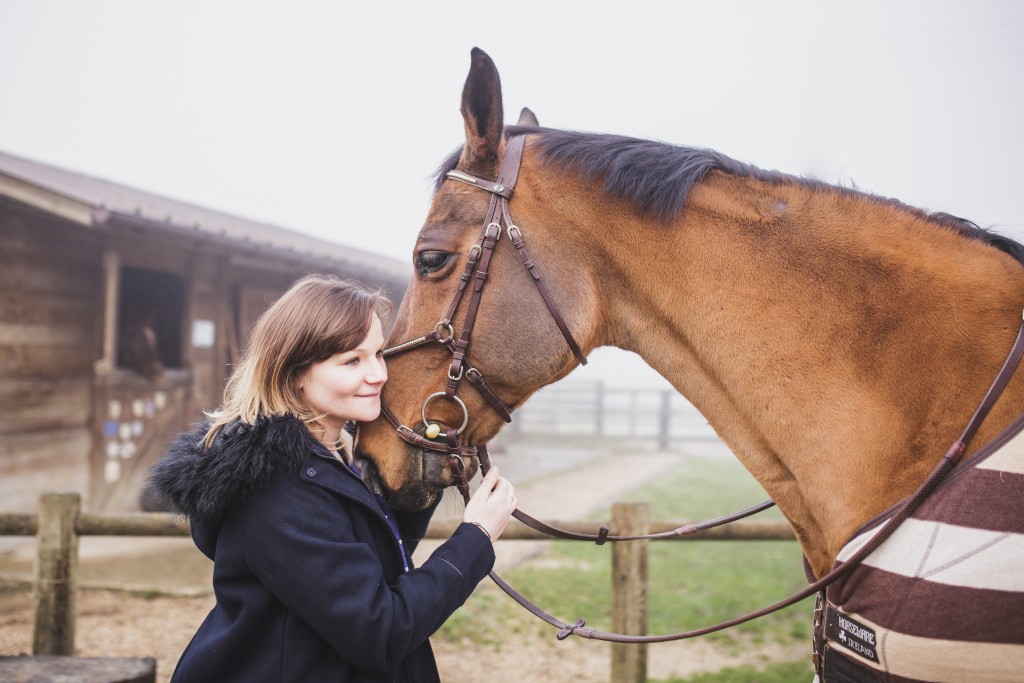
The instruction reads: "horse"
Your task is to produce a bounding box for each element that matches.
[355,48,1024,681]
[119,303,164,378]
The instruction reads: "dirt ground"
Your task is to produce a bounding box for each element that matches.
[0,442,805,682]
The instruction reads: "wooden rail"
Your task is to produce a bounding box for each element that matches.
[508,381,720,447]
[1,493,795,683]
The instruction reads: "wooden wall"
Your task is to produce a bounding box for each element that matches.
[0,201,101,511]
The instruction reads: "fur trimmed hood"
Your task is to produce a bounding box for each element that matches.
[148,413,319,523]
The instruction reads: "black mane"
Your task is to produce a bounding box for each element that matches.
[433,127,1024,266]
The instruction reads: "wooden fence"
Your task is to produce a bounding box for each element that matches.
[1,493,795,683]
[507,381,718,448]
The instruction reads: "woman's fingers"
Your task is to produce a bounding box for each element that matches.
[480,466,500,491]
[463,470,516,541]
[488,476,511,498]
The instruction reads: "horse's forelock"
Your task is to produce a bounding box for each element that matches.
[432,146,464,194]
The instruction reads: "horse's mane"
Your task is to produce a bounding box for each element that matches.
[433,126,1024,265]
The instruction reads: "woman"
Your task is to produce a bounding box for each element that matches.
[149,274,516,682]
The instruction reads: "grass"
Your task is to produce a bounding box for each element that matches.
[438,449,815,680]
[656,660,812,683]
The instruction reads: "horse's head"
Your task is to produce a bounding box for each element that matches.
[356,48,599,510]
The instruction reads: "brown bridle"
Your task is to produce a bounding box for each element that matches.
[374,133,1024,644]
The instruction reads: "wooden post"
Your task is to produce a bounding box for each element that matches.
[509,409,523,440]
[658,390,672,450]
[32,492,79,655]
[94,249,120,375]
[611,502,649,683]
[629,391,637,438]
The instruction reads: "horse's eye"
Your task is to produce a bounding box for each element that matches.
[416,250,452,276]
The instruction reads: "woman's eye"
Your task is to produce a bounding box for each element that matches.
[416,250,452,276]
[344,357,359,366]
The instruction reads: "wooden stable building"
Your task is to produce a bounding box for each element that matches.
[0,150,409,512]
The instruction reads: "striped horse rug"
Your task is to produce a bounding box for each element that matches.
[819,413,1024,683]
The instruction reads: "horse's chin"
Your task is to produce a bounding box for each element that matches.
[390,486,443,512]
[355,456,387,498]
[355,449,466,512]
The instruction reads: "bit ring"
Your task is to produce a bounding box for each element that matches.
[421,392,469,436]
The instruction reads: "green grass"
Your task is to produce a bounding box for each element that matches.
[617,452,787,520]
[656,660,812,683]
[438,451,814,676]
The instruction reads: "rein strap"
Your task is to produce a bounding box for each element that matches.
[452,316,1024,643]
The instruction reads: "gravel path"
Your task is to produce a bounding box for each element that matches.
[0,441,803,682]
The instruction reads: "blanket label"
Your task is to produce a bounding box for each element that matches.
[826,607,880,663]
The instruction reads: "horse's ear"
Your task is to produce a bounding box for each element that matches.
[516,107,539,127]
[459,48,504,176]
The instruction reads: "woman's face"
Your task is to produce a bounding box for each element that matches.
[298,314,388,434]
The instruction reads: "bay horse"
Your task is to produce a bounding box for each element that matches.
[355,49,1024,681]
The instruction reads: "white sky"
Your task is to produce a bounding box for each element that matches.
[2,1,1023,388]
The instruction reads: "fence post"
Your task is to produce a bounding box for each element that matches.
[611,501,649,683]
[508,408,523,440]
[32,492,80,655]
[657,390,672,450]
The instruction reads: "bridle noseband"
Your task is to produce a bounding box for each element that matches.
[379,134,587,468]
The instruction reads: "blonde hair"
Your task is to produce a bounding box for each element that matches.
[203,274,391,447]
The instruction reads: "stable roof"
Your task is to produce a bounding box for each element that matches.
[0,149,410,283]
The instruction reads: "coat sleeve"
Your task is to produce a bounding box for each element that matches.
[241,477,494,675]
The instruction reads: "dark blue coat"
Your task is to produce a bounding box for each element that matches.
[149,414,494,682]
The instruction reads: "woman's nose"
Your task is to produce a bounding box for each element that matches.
[366,357,388,384]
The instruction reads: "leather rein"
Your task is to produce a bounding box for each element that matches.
[464,321,1024,644]
[376,132,1024,642]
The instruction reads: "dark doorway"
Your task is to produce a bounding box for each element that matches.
[117,267,186,375]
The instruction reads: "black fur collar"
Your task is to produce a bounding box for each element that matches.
[148,413,315,522]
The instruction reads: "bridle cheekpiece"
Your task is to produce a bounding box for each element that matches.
[378,134,587,481]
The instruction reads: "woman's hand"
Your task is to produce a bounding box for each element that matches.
[462,467,517,542]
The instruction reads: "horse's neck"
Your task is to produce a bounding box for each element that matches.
[598,173,1024,577]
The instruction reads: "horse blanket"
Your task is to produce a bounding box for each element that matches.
[817,413,1024,682]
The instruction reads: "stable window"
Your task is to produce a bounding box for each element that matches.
[117,267,185,375]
